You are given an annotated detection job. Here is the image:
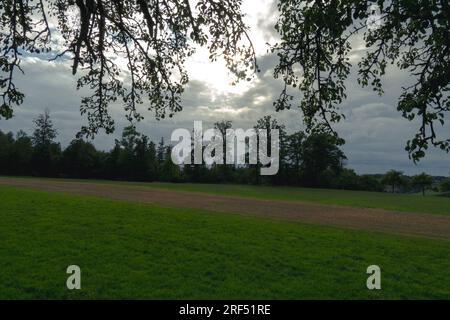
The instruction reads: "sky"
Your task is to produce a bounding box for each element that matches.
[0,0,449,176]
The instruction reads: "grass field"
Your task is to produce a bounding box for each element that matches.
[139,182,450,216]
[9,177,450,216]
[1,185,450,299]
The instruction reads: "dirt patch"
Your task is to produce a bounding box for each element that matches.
[1,177,450,239]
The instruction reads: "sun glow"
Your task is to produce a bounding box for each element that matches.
[186,47,255,100]
[185,0,276,101]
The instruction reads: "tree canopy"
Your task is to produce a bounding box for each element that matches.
[0,0,257,136]
[272,0,450,161]
[382,169,405,193]
[412,172,434,196]
[440,179,450,193]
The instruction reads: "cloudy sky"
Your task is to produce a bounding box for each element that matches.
[1,0,449,176]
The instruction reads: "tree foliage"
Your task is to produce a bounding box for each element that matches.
[31,110,61,176]
[412,172,434,196]
[62,139,100,178]
[272,0,450,161]
[440,179,450,193]
[0,0,257,136]
[299,132,347,186]
[254,115,287,184]
[382,169,405,193]
[32,109,57,147]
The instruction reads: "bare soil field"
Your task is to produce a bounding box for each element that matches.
[1,177,450,239]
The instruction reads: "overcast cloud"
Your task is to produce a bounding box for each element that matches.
[0,0,449,176]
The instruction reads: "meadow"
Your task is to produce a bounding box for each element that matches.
[138,182,450,216]
[13,177,450,216]
[1,185,450,299]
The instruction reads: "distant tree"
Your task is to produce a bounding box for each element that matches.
[0,130,14,174]
[254,116,287,185]
[160,146,181,182]
[157,137,166,165]
[120,125,141,152]
[358,175,383,192]
[332,168,360,190]
[212,121,234,183]
[255,116,286,140]
[214,120,233,136]
[134,134,158,181]
[104,142,122,179]
[285,131,306,184]
[382,170,405,193]
[118,125,141,179]
[412,173,434,196]
[300,132,346,187]
[440,179,450,193]
[10,131,33,175]
[145,141,158,181]
[110,125,159,181]
[32,110,57,148]
[31,110,61,176]
[62,139,100,178]
[182,132,210,183]
[214,120,233,164]
[255,116,286,157]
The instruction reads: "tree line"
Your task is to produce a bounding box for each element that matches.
[1,111,448,195]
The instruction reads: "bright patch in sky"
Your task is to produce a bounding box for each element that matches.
[186,0,276,101]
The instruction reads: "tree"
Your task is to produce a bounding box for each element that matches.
[134,136,156,181]
[412,172,434,196]
[358,175,383,192]
[144,141,158,181]
[182,130,210,183]
[332,168,360,190]
[440,179,450,193]
[111,125,159,181]
[157,137,166,165]
[104,142,122,179]
[382,170,405,193]
[32,110,57,148]
[272,0,450,162]
[300,132,346,187]
[118,125,141,179]
[1,1,257,137]
[210,120,233,182]
[0,130,14,174]
[10,131,33,175]
[160,145,181,182]
[62,139,100,178]
[254,116,287,184]
[285,131,306,184]
[254,116,286,153]
[31,110,61,176]
[120,125,141,153]
[213,121,232,163]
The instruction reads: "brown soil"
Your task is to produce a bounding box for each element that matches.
[1,177,450,239]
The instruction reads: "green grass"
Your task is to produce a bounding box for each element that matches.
[9,176,450,216]
[139,182,450,216]
[1,185,450,299]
